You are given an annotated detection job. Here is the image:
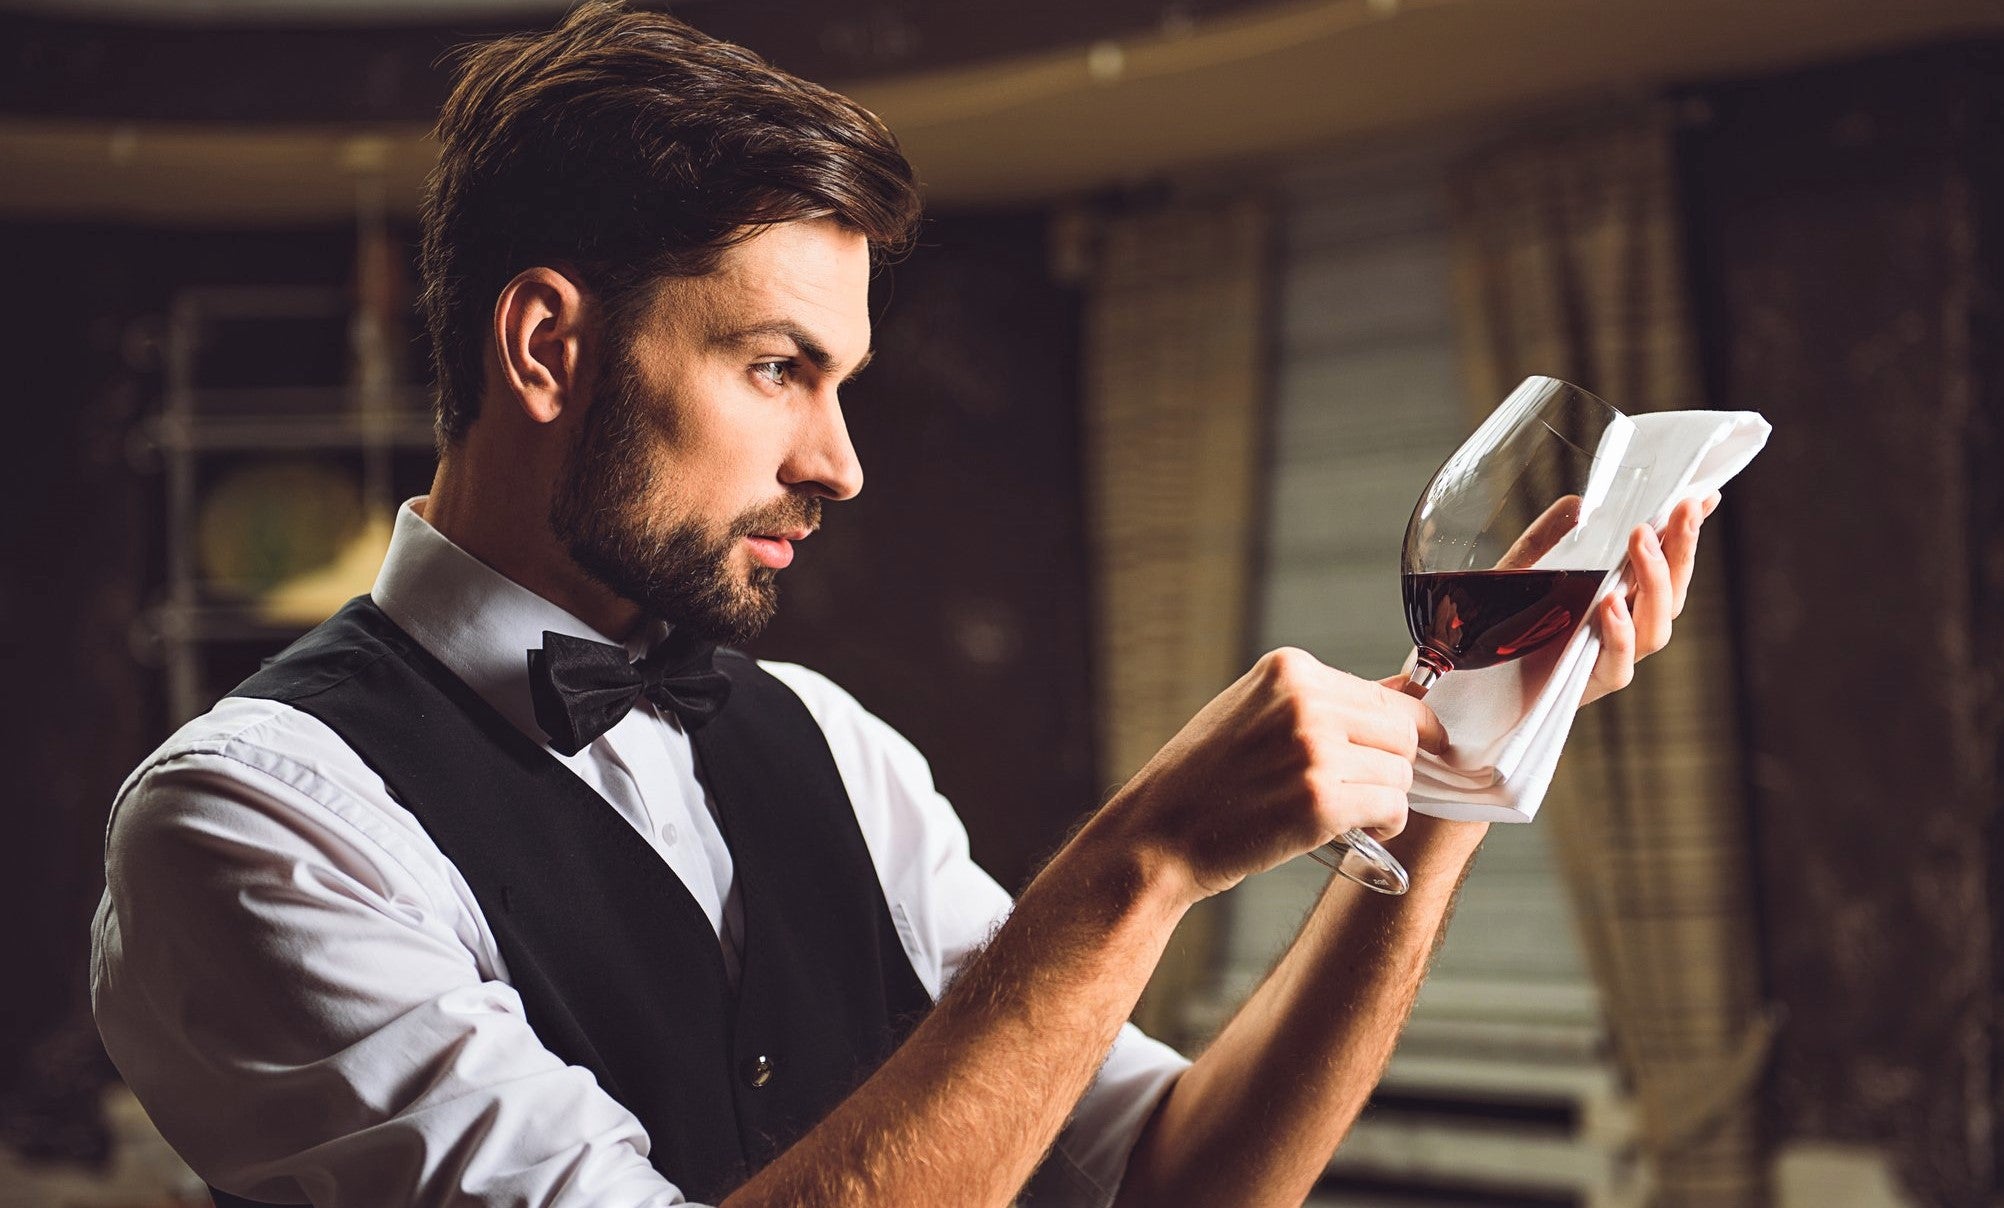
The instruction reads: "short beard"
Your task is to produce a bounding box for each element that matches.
[549,341,820,646]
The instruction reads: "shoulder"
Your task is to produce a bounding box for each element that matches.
[755,659,880,732]
[112,696,365,839]
[117,696,389,828]
[228,597,405,705]
[752,660,936,789]
[105,697,465,920]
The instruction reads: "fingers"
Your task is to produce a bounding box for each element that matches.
[1324,783,1410,841]
[1585,591,1637,704]
[1407,697,1448,757]
[1258,649,1438,840]
[1498,494,1584,570]
[1316,703,1431,840]
[1623,493,1714,663]
[1656,495,1709,619]
[1328,744,1416,795]
[1332,684,1447,759]
[1626,523,1675,657]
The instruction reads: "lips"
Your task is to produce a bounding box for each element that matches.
[745,534,797,569]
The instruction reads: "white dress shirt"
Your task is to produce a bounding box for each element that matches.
[91,499,1187,1207]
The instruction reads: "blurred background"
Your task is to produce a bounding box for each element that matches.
[2,0,2001,1205]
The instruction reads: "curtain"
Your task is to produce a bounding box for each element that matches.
[1071,194,1273,1045]
[1680,44,2004,1203]
[1447,107,1774,1208]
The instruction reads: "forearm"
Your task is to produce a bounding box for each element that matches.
[1114,815,1488,1207]
[726,829,1190,1208]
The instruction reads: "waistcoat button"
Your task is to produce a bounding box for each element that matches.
[745,1054,774,1088]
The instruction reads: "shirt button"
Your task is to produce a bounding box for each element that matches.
[660,821,679,846]
[744,1055,774,1088]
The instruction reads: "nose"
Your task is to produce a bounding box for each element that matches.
[783,390,864,502]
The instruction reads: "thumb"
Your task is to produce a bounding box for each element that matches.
[1411,701,1448,757]
[1378,679,1448,757]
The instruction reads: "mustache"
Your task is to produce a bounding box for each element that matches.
[728,495,823,541]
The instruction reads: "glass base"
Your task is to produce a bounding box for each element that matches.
[1310,828,1410,895]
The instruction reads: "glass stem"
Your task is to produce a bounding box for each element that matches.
[1402,654,1444,699]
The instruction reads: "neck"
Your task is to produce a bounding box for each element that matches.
[421,453,646,642]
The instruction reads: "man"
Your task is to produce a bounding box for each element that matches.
[90,5,1712,1205]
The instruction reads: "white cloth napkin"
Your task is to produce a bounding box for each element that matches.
[1409,409,1772,823]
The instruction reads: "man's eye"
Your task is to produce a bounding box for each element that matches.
[752,361,792,388]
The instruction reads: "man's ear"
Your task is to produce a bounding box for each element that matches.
[492,266,588,426]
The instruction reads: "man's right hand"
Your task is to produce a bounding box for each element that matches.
[1083,647,1447,903]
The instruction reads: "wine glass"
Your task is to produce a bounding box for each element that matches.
[1312,377,1648,894]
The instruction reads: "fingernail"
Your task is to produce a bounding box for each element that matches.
[1643,527,1662,553]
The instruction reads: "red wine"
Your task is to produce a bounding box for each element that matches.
[1402,568,1608,672]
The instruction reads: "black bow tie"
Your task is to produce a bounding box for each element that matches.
[527,628,733,756]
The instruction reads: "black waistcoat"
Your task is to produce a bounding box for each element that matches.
[209,597,933,1207]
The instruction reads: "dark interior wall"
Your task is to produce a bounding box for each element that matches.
[0,225,151,1160]
[1682,41,2004,1204]
[0,224,367,1157]
[0,209,1090,1152]
[745,213,1096,894]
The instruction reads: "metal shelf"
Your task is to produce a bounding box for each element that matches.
[142,407,437,454]
[169,284,350,323]
[162,382,430,414]
[138,601,317,649]
[148,268,431,722]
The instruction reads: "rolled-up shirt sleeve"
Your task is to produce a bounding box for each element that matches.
[91,724,699,1207]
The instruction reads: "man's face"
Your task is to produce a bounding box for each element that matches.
[549,218,873,644]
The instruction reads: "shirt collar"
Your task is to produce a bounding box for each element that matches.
[370,497,663,745]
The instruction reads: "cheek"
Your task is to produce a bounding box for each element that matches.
[626,358,800,515]
[641,413,783,529]
[682,385,794,489]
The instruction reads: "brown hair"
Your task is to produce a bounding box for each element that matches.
[418,1,922,444]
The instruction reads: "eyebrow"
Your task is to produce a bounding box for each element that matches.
[717,320,874,384]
